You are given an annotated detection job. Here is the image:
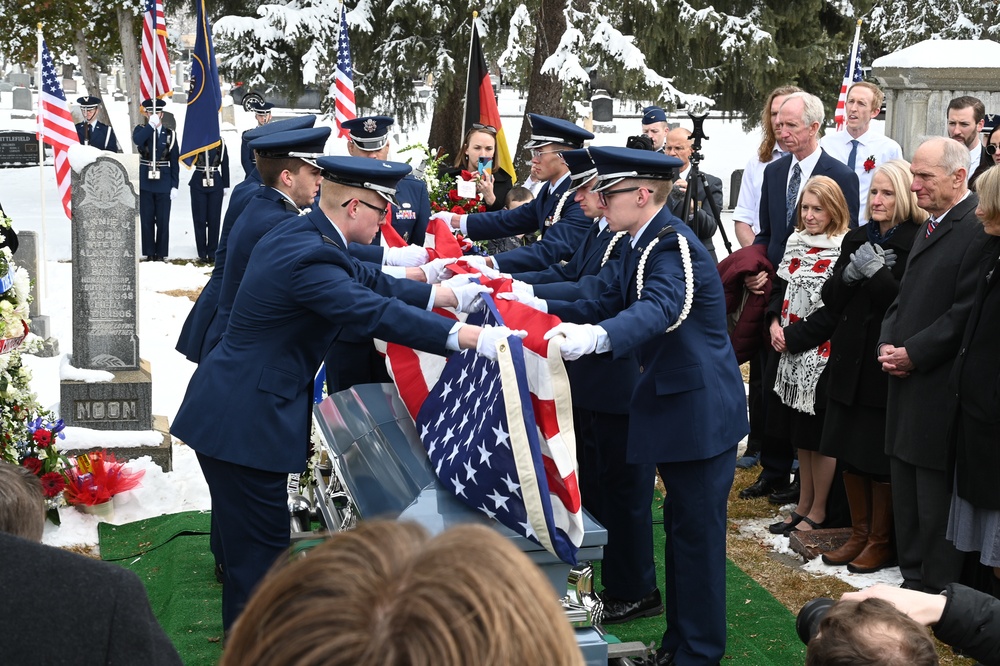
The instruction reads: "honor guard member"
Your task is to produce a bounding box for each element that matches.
[171,155,510,632]
[433,114,595,273]
[132,98,179,261]
[75,96,119,152]
[641,106,669,153]
[188,141,231,263]
[176,115,317,364]
[240,100,274,174]
[539,147,748,666]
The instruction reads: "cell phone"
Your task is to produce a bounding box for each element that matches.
[478,157,493,176]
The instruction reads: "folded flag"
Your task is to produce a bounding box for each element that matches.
[379,214,463,260]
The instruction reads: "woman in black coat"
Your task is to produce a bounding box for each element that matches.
[818,159,927,572]
[946,165,1000,588]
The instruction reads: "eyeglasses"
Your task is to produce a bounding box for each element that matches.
[529,148,564,160]
[342,198,389,218]
[988,144,1000,156]
[472,123,497,133]
[597,187,645,206]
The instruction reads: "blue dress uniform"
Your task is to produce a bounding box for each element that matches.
[175,115,317,363]
[171,157,458,632]
[240,101,274,174]
[188,143,230,262]
[132,98,179,260]
[547,147,748,665]
[349,174,431,263]
[75,96,120,152]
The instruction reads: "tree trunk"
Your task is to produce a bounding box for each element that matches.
[518,0,569,153]
[427,77,466,163]
[72,28,111,127]
[116,5,143,138]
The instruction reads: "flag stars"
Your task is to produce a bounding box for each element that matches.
[493,424,510,448]
[487,489,510,511]
[441,427,455,446]
[435,411,446,428]
[439,381,453,401]
[457,367,468,386]
[478,443,493,468]
[502,473,520,496]
[452,474,466,498]
[519,520,536,539]
[463,460,478,484]
[447,444,459,463]
[479,504,496,520]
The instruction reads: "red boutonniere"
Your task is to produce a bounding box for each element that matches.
[863,156,876,173]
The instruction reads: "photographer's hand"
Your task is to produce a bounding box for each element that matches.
[841,584,946,626]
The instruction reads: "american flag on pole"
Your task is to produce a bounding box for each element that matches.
[834,19,864,131]
[385,271,584,564]
[37,39,76,219]
[333,3,356,139]
[140,0,172,101]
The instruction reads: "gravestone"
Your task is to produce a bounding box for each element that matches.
[60,155,172,469]
[99,73,108,92]
[0,82,12,93]
[0,131,40,167]
[591,89,615,133]
[172,92,187,105]
[62,64,74,79]
[8,72,30,87]
[62,79,77,94]
[16,231,57,355]
[221,101,235,127]
[12,88,32,111]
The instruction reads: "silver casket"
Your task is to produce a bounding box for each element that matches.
[312,383,609,665]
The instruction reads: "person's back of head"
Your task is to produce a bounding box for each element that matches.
[0,461,45,542]
[222,520,585,666]
[505,186,534,210]
[806,598,938,666]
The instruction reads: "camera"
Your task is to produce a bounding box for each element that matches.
[796,597,836,644]
[625,134,654,151]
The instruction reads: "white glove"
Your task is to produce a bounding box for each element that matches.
[451,282,492,313]
[223,187,231,196]
[148,114,161,129]
[497,291,547,313]
[419,257,455,283]
[475,325,528,361]
[170,188,179,201]
[381,265,406,279]
[461,254,491,269]
[384,245,429,267]
[430,211,457,228]
[511,280,534,297]
[543,322,599,361]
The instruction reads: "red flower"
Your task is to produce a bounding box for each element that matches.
[811,259,832,273]
[788,258,801,273]
[864,156,876,173]
[477,204,486,213]
[806,247,823,255]
[448,189,461,202]
[40,472,66,498]
[818,341,831,358]
[22,457,42,475]
[450,205,465,214]
[789,313,801,323]
[33,429,52,447]
[781,299,789,319]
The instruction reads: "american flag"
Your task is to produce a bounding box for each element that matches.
[386,272,584,564]
[333,4,356,139]
[140,0,172,102]
[834,20,864,131]
[379,214,463,259]
[37,39,76,219]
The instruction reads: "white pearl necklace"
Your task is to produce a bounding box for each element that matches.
[635,227,694,333]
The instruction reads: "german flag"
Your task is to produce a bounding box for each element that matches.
[463,19,516,182]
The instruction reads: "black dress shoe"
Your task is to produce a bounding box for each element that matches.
[738,476,787,500]
[768,480,801,505]
[214,562,225,584]
[600,588,663,624]
[637,648,675,665]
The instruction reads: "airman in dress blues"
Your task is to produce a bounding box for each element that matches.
[241,100,274,174]
[75,96,120,152]
[188,141,230,263]
[641,106,669,153]
[132,98,179,261]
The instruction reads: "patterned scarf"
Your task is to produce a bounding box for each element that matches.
[773,229,844,414]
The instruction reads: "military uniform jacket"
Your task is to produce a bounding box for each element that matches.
[188,143,230,192]
[465,177,592,273]
[350,175,431,264]
[175,172,264,362]
[132,124,179,192]
[549,212,748,463]
[513,220,622,285]
[879,195,989,470]
[76,120,119,152]
[171,207,455,473]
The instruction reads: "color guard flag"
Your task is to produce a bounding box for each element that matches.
[464,19,516,182]
[386,271,583,564]
[37,38,76,219]
[333,4,357,139]
[140,0,172,101]
[834,19,864,131]
[180,0,222,166]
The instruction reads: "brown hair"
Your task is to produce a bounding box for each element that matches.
[222,521,584,666]
[805,598,938,666]
[865,159,928,227]
[255,156,309,188]
[0,462,45,542]
[847,81,885,117]
[948,95,986,124]
[758,85,804,162]
[453,126,498,169]
[796,175,851,237]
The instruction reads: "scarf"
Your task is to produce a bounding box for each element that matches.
[773,229,844,414]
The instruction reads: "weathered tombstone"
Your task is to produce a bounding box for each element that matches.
[221,101,235,127]
[16,231,58,355]
[0,82,12,93]
[0,131,40,167]
[8,72,30,87]
[12,87,32,111]
[60,155,172,469]
[62,64,74,79]
[172,91,187,105]
[874,39,1000,158]
[99,73,108,92]
[591,89,615,133]
[62,79,77,94]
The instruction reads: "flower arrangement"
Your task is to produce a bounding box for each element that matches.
[62,451,145,507]
[402,143,485,215]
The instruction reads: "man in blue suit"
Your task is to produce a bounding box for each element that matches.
[240,100,273,174]
[433,114,595,273]
[175,115,317,364]
[75,96,119,152]
[171,156,514,632]
[541,147,749,666]
[187,141,230,263]
[740,91,860,502]
[132,98,179,261]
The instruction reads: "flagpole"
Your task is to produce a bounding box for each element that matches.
[462,11,477,132]
[150,1,159,176]
[846,18,862,83]
[36,23,49,300]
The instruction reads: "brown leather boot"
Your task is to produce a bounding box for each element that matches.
[821,472,870,566]
[848,480,897,573]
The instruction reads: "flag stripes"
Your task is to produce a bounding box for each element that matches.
[37,39,75,219]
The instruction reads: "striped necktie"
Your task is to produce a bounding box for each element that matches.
[925,216,939,238]
[786,163,802,227]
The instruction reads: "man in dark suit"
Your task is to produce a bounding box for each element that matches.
[187,141,230,263]
[947,95,991,189]
[75,95,119,152]
[543,146,749,665]
[878,136,989,593]
[740,91,860,502]
[132,98,179,262]
[433,114,595,274]
[664,125,723,262]
[171,156,510,631]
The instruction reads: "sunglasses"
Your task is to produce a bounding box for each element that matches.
[472,123,497,133]
[342,198,389,218]
[988,144,1000,156]
[597,187,646,206]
